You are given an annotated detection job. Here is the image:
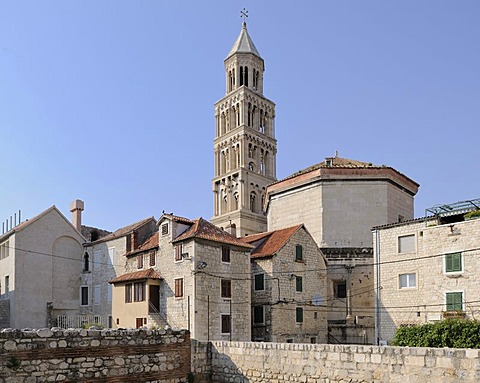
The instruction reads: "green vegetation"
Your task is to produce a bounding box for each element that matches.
[391,319,480,348]
[81,323,105,329]
[464,210,480,220]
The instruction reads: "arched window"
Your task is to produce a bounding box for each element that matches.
[83,252,90,272]
[236,103,241,127]
[235,145,240,168]
[244,66,249,87]
[259,109,265,133]
[221,113,226,135]
[239,66,244,86]
[248,162,255,171]
[247,103,252,126]
[223,194,228,213]
[248,143,253,158]
[250,192,256,213]
[234,193,239,210]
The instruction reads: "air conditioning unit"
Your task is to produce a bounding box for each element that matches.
[181,253,191,259]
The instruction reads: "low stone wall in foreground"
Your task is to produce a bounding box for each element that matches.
[192,340,480,383]
[0,327,190,383]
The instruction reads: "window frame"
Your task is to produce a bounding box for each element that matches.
[254,273,265,291]
[295,275,303,292]
[149,252,156,267]
[446,291,464,312]
[161,223,169,235]
[175,244,183,262]
[221,279,232,299]
[221,247,231,263]
[444,252,463,275]
[296,307,303,323]
[221,314,231,335]
[253,305,265,324]
[333,280,347,299]
[125,283,132,303]
[174,278,184,298]
[295,244,303,261]
[133,282,145,302]
[398,234,415,254]
[80,285,89,306]
[137,254,144,269]
[399,273,417,289]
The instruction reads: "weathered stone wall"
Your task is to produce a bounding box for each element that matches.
[192,340,480,383]
[0,300,9,328]
[0,328,190,383]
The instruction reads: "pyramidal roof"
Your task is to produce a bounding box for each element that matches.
[226,22,261,59]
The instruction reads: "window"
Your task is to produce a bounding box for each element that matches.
[295,245,303,261]
[0,240,9,260]
[175,244,183,262]
[137,255,144,269]
[221,280,232,298]
[134,282,145,302]
[5,275,9,297]
[399,273,416,289]
[253,306,264,324]
[108,247,115,267]
[222,247,231,263]
[295,276,303,292]
[445,252,462,274]
[83,252,90,272]
[254,274,265,291]
[398,234,415,254]
[94,285,101,305]
[250,192,256,212]
[310,337,317,344]
[174,278,184,298]
[80,286,89,306]
[286,339,293,343]
[296,307,303,323]
[125,284,132,303]
[161,223,169,235]
[149,252,156,266]
[446,292,463,311]
[334,281,347,299]
[221,314,231,334]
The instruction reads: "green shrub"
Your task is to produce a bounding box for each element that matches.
[465,210,480,219]
[391,319,480,348]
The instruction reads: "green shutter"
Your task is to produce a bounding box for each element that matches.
[446,292,463,311]
[296,245,303,261]
[296,307,303,323]
[296,276,303,292]
[446,253,462,273]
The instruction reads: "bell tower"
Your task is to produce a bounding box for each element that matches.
[211,22,277,237]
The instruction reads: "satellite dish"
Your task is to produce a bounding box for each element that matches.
[312,294,323,306]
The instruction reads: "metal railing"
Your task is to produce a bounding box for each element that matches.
[56,315,108,329]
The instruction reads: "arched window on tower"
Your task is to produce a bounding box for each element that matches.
[83,252,90,272]
[250,192,256,213]
[239,66,244,86]
[244,66,249,87]
[260,150,265,175]
[248,143,253,158]
[235,145,240,168]
[253,69,259,90]
[248,162,255,172]
[236,103,241,127]
[259,109,265,133]
[221,113,226,135]
[223,193,228,213]
[247,103,252,127]
[265,151,269,176]
[233,193,239,210]
[228,70,233,92]
[264,112,269,135]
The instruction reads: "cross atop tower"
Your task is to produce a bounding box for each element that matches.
[240,8,248,24]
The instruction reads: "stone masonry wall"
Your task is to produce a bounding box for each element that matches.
[0,328,190,383]
[0,300,9,329]
[192,340,480,383]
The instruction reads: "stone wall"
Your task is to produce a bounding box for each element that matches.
[0,300,9,328]
[0,328,190,383]
[192,340,480,383]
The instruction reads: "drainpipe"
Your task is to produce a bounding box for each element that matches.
[374,229,381,345]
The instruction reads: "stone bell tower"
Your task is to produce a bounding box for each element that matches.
[211,22,277,237]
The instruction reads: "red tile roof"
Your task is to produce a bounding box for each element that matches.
[89,217,156,245]
[242,225,303,259]
[173,217,254,249]
[160,214,195,225]
[124,231,159,257]
[109,268,162,284]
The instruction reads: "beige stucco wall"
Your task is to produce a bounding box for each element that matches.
[0,235,15,328]
[374,217,480,343]
[4,208,84,329]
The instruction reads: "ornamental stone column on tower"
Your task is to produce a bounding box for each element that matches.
[211,22,277,237]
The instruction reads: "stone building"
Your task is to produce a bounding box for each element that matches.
[110,214,253,341]
[242,224,328,344]
[81,216,157,328]
[264,155,419,343]
[0,205,85,329]
[211,22,277,237]
[373,198,480,344]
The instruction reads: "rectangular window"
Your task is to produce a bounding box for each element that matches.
[0,240,9,260]
[137,255,144,269]
[295,276,303,292]
[94,285,101,305]
[175,278,184,298]
[5,275,10,297]
[107,284,112,303]
[286,339,293,343]
[310,337,317,344]
[149,252,156,266]
[334,281,347,299]
[125,283,132,303]
[81,286,89,306]
[253,306,264,324]
[295,244,303,261]
[399,273,416,289]
[175,244,183,262]
[446,292,463,311]
[254,273,265,291]
[108,247,115,267]
[296,307,303,323]
[398,234,415,254]
[161,223,169,235]
[221,314,231,334]
[221,279,232,298]
[222,247,231,263]
[134,282,145,302]
[445,252,462,273]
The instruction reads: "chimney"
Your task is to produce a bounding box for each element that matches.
[226,223,237,237]
[70,199,84,232]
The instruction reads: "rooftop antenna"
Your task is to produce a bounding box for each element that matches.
[240,8,248,24]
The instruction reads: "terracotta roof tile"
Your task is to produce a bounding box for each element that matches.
[173,217,254,249]
[242,225,303,259]
[125,231,159,257]
[109,268,162,284]
[160,214,195,225]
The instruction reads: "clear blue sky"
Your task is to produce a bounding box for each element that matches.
[1,1,479,232]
